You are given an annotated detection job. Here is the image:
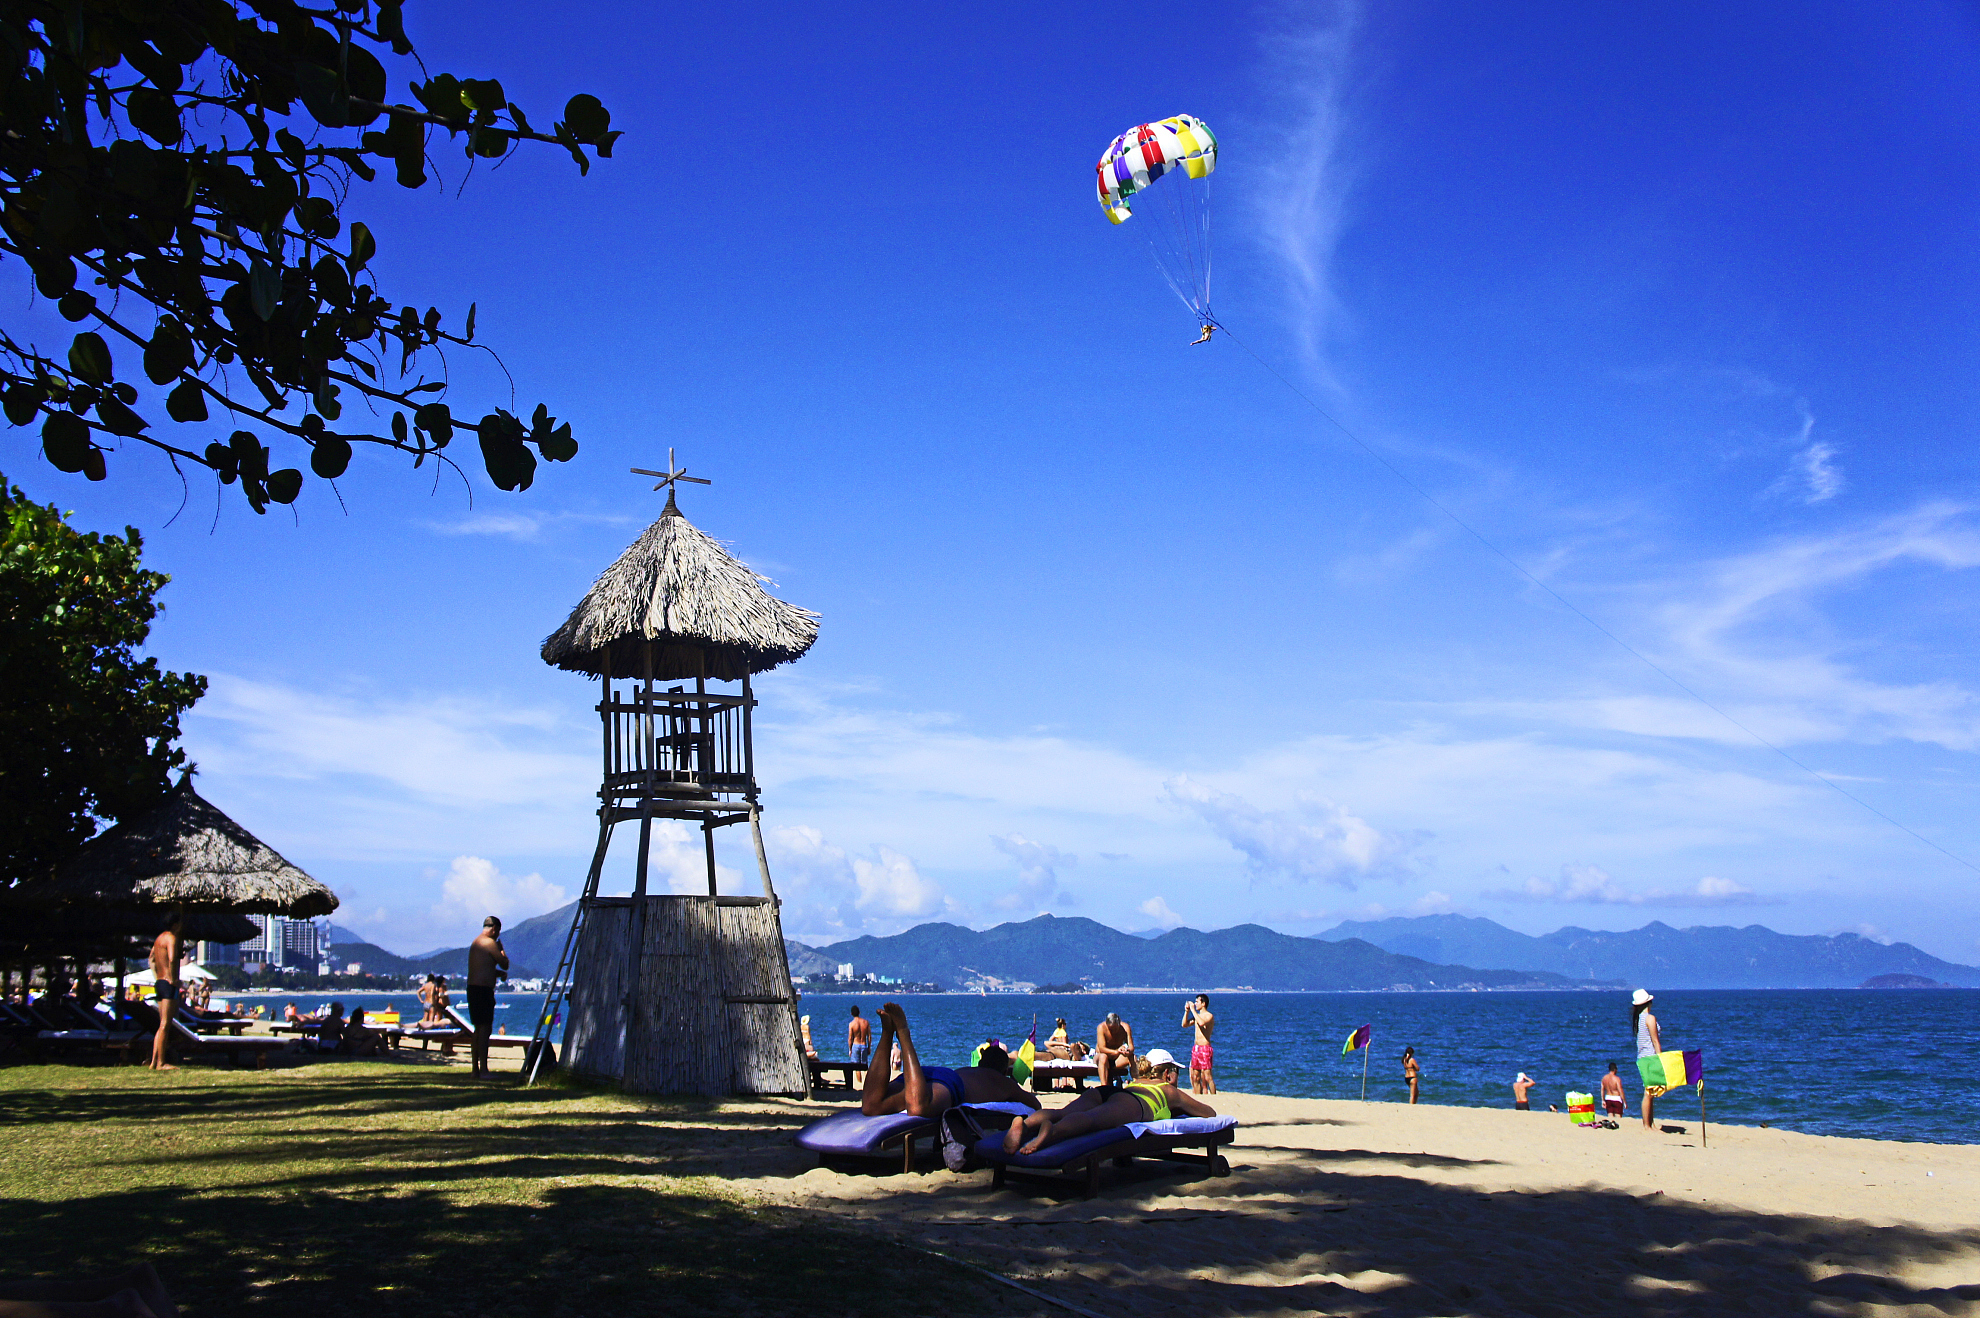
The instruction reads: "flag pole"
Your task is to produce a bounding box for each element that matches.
[1361,1042,1370,1101]
[1698,1079,1707,1148]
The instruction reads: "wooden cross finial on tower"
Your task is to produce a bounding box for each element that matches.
[631,448,712,496]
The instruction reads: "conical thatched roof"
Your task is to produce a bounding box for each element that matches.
[540,494,820,681]
[6,778,338,917]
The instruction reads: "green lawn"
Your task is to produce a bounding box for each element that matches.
[0,1061,1037,1317]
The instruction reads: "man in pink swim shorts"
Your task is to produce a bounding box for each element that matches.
[1182,993,1216,1094]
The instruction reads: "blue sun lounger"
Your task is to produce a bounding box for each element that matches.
[973,1115,1238,1198]
[793,1103,1038,1175]
[793,1110,940,1174]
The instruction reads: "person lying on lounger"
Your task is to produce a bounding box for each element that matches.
[1002,1048,1215,1155]
[860,1003,1040,1118]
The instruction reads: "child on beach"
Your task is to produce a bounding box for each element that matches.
[1601,1062,1627,1120]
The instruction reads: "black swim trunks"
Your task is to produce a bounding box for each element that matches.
[152,982,176,1001]
[1515,1100,1530,1110]
[466,985,496,1033]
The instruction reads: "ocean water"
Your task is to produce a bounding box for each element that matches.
[210,987,1979,1145]
[797,989,1980,1146]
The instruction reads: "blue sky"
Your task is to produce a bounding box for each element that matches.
[11,1,1980,962]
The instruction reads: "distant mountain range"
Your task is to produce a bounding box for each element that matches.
[323,907,566,981]
[1313,914,1980,989]
[331,906,1980,992]
[786,914,1584,992]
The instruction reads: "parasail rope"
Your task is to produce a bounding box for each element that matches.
[1215,322,1980,877]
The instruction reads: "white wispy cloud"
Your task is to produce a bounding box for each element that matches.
[1138,895,1186,929]
[991,833,1076,909]
[1484,863,1777,907]
[769,824,963,944]
[1252,0,1362,377]
[1763,408,1843,504]
[424,509,640,541]
[1165,775,1412,888]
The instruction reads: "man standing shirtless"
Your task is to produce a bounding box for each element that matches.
[147,912,183,1070]
[466,916,508,1077]
[1181,994,1216,1094]
[847,1004,872,1083]
[1095,1011,1135,1088]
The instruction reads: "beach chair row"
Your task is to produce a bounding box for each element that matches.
[793,1104,1237,1198]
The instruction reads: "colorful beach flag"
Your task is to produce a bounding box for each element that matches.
[1018,1025,1037,1073]
[1636,1049,1703,1091]
[1341,1024,1371,1056]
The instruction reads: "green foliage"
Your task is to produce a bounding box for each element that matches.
[0,1,616,511]
[0,475,206,889]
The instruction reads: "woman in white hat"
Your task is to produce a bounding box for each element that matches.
[1631,989,1662,1129]
[1001,1047,1215,1155]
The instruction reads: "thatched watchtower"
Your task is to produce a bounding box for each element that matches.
[531,478,818,1095]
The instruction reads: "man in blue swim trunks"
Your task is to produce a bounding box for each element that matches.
[860,1002,1040,1118]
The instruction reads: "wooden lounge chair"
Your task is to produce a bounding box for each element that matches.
[440,1006,531,1048]
[1027,1058,1100,1092]
[175,1005,251,1036]
[972,1115,1237,1198]
[167,1018,293,1068]
[807,1057,862,1091]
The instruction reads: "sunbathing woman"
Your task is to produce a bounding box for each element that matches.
[860,1002,1039,1117]
[1003,1048,1215,1154]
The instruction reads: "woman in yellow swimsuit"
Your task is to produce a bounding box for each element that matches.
[1003,1049,1216,1155]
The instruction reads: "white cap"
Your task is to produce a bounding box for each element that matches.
[1517,1072,1530,1082]
[1631,988,1654,1006]
[1143,1048,1179,1070]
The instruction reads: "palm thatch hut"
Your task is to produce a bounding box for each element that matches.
[531,489,818,1096]
[5,775,337,917]
[2,775,334,1010]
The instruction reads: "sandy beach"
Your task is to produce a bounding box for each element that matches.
[725,1089,1980,1317]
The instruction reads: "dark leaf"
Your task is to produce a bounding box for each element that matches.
[166,380,209,422]
[33,257,77,298]
[347,220,377,272]
[58,292,97,322]
[310,435,353,478]
[471,127,510,158]
[562,94,611,143]
[144,317,195,384]
[4,382,44,426]
[391,411,408,443]
[127,87,184,145]
[204,441,240,483]
[266,468,304,503]
[479,410,535,491]
[249,259,279,320]
[295,63,348,128]
[464,302,476,341]
[414,402,452,445]
[68,332,113,384]
[229,430,269,480]
[95,395,149,436]
[377,1,412,54]
[42,412,92,472]
[82,447,107,481]
[460,79,506,114]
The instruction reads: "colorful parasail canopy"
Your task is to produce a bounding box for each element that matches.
[1096,115,1219,325]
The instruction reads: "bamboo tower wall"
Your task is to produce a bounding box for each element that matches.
[563,894,806,1096]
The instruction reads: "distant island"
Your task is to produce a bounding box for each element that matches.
[1858,973,1950,989]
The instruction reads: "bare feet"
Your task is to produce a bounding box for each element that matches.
[1003,1114,1030,1154]
[1018,1123,1053,1154]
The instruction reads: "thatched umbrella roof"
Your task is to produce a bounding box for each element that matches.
[5,777,338,917]
[540,493,820,681]
[2,909,262,962]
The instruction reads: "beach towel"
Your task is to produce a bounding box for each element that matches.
[1566,1091,1596,1127]
[1123,1114,1237,1141]
[1636,1049,1703,1094]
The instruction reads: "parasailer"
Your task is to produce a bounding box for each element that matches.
[1096,114,1219,341]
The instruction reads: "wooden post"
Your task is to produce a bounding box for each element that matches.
[703,820,718,897]
[626,644,656,1044]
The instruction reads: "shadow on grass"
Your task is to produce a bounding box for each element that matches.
[0,1066,1039,1318]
